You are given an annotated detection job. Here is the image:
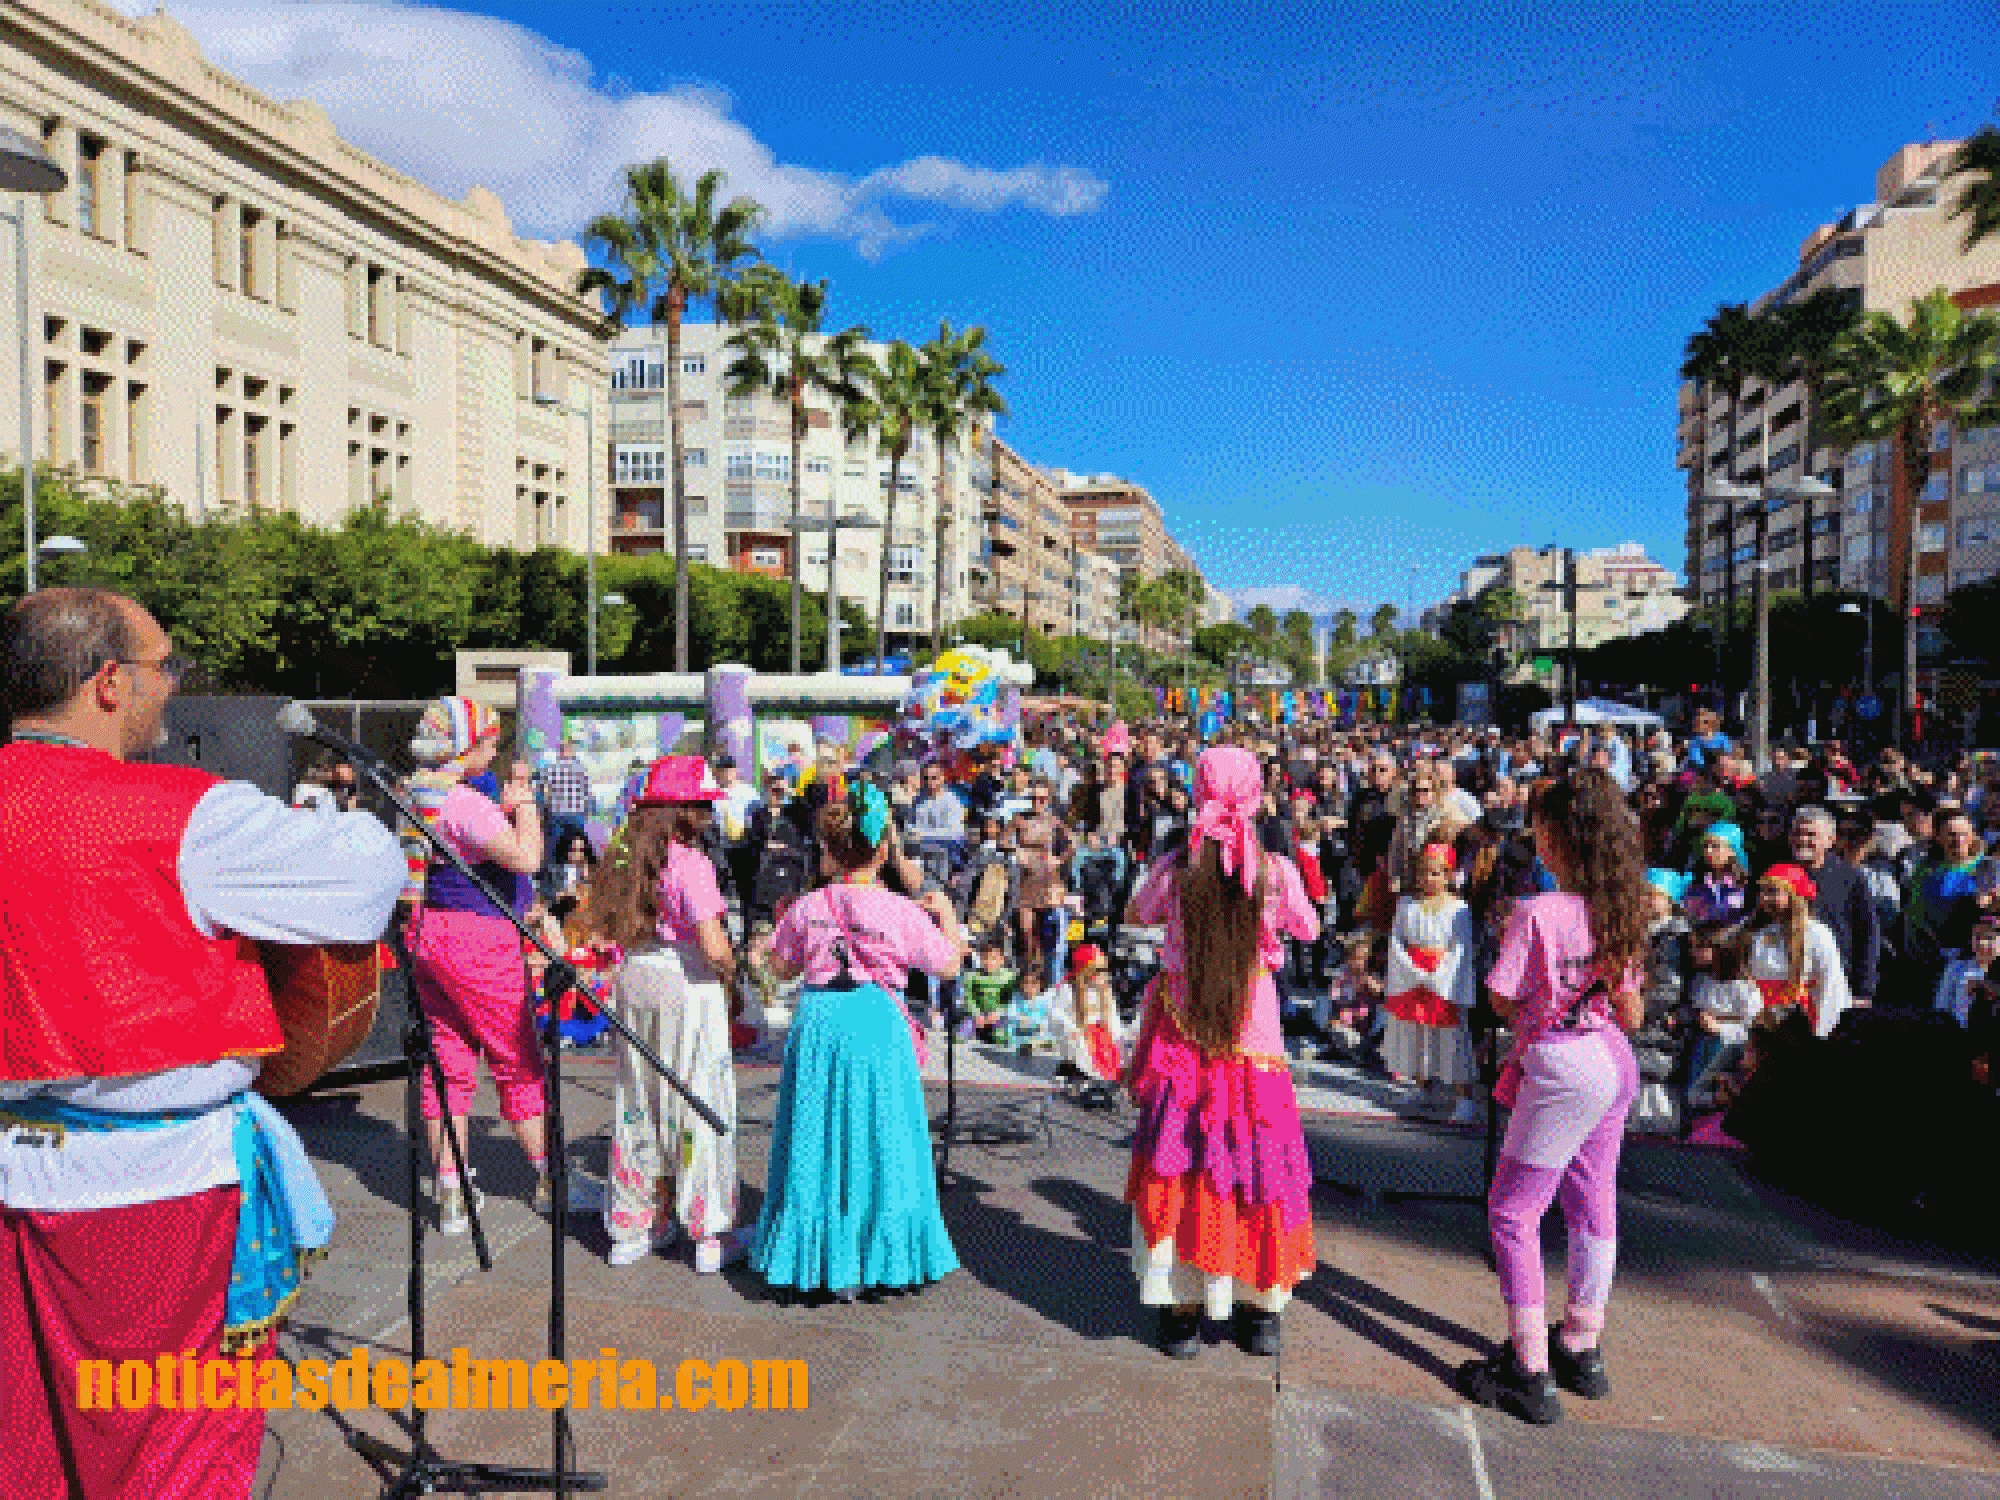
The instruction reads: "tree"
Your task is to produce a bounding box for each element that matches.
[1820,288,2000,736]
[724,271,873,672]
[1245,604,1276,656]
[1681,301,1770,663]
[852,340,927,669]
[1368,603,1398,638]
[1949,126,2000,253]
[1764,287,1862,600]
[577,161,763,673]
[1331,609,1358,648]
[919,323,1006,654]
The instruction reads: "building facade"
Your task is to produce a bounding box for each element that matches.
[1677,141,2000,619]
[1442,543,1687,661]
[2,0,605,553]
[1053,471,1207,648]
[980,437,1076,636]
[602,323,987,649]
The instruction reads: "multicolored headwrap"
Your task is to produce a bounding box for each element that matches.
[1761,862,1817,905]
[410,695,501,769]
[1190,746,1262,894]
[847,778,891,850]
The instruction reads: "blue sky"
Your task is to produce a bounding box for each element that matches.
[147,0,2000,619]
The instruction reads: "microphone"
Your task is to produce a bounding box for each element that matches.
[276,700,387,770]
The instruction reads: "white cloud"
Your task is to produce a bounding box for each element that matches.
[122,1,1107,257]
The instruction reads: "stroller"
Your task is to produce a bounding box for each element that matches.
[1070,847,1126,946]
[955,844,1019,959]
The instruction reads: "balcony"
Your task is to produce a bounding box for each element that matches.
[725,499,793,531]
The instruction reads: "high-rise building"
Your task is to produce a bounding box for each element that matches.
[1051,470,1206,648]
[980,437,1077,637]
[1435,543,1686,665]
[1677,141,2000,621]
[602,324,988,647]
[2,0,605,550]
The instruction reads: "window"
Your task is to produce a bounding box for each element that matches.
[684,447,706,467]
[76,137,101,237]
[1933,420,1953,452]
[891,601,917,628]
[806,456,830,475]
[687,544,709,562]
[844,461,865,478]
[1963,465,1993,497]
[888,545,922,584]
[239,208,258,297]
[367,266,386,345]
[243,416,264,507]
[1921,474,1949,507]
[79,375,107,473]
[754,450,790,482]
[749,546,783,568]
[614,445,666,484]
[1919,522,1948,553]
[1844,534,1872,562]
[1955,566,1993,588]
[725,449,754,480]
[682,355,705,376]
[611,353,664,391]
[1960,515,1997,548]
[1916,574,1946,604]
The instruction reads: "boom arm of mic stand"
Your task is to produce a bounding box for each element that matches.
[349,758,728,1137]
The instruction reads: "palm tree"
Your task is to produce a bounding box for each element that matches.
[1766,288,1862,601]
[1681,302,1766,658]
[1949,126,2000,253]
[856,340,928,670]
[919,323,1007,654]
[1368,603,1397,639]
[724,271,873,672]
[1331,608,1358,648]
[1819,288,2000,738]
[577,161,762,672]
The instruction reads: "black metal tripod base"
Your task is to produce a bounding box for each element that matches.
[351,1429,607,1495]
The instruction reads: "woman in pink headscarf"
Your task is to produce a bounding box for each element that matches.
[1121,746,1321,1360]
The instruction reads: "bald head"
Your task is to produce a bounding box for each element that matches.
[1,588,175,757]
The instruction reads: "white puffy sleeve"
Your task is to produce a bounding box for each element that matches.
[178,781,409,944]
[1806,920,1853,1038]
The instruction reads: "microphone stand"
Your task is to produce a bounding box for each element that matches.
[323,736,724,1497]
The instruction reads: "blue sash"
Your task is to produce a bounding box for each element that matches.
[3,1092,334,1351]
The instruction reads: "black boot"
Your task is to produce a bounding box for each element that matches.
[1456,1343,1562,1426]
[1234,1306,1281,1357]
[1156,1306,1202,1359]
[1548,1327,1611,1400]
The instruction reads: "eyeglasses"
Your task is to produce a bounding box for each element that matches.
[114,652,193,684]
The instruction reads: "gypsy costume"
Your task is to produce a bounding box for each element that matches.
[1380,892,1477,1087]
[604,784,741,1258]
[0,734,406,1500]
[751,881,961,1294]
[1123,749,1321,1318]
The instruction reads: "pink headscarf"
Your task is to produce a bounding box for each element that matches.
[1190,746,1262,894]
[1102,721,1132,756]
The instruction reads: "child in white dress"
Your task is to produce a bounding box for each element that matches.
[1382,842,1479,1123]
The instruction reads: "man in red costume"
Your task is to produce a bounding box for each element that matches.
[0,588,406,1499]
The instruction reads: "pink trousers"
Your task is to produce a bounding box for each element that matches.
[0,1186,268,1500]
[410,908,546,1122]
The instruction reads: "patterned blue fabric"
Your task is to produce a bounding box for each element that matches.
[751,984,959,1292]
[6,1093,333,1347]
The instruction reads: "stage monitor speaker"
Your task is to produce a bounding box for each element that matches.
[143,695,294,800]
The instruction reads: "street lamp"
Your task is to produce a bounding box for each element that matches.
[1705,475,1835,770]
[534,394,600,674]
[787,513,881,673]
[2,127,68,595]
[1839,600,1875,704]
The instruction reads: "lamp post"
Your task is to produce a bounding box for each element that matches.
[787,513,880,673]
[1705,475,1835,770]
[2,127,68,595]
[534,394,599,674]
[1840,600,1875,703]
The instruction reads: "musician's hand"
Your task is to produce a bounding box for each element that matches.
[501,765,535,811]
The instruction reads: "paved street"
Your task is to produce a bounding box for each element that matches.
[250,1046,2000,1499]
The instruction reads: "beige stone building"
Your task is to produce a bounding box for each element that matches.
[1677,140,2000,619]
[1052,470,1206,648]
[2,0,604,552]
[979,437,1076,636]
[1447,543,1686,669]
[603,322,988,649]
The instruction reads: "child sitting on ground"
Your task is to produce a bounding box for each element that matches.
[1050,943,1129,1097]
[1006,968,1053,1049]
[1315,932,1382,1058]
[960,939,1017,1041]
[1687,921,1759,1112]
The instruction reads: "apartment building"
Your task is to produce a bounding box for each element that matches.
[978,437,1076,636]
[1053,470,1209,648]
[1073,548,1122,642]
[1677,141,2000,620]
[1,0,604,551]
[1442,543,1686,658]
[602,324,987,646]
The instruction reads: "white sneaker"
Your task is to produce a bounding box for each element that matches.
[1449,1097,1482,1126]
[436,1174,484,1236]
[694,1229,754,1274]
[606,1223,681,1268]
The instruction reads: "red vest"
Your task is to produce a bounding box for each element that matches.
[0,741,281,1082]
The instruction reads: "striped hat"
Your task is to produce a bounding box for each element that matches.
[410,696,502,767]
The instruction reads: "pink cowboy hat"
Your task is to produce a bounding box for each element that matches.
[633,754,722,806]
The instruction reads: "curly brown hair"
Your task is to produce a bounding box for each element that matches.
[1175,842,1267,1056]
[582,804,710,949]
[1528,769,1649,986]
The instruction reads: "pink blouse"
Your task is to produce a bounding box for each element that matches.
[655,841,727,946]
[772,884,958,994]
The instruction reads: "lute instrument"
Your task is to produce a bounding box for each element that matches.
[255,942,382,1097]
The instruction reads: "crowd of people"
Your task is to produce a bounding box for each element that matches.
[13,583,2000,1500]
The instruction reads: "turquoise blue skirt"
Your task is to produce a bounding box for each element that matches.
[751,982,960,1292]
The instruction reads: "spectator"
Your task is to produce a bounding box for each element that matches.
[711,754,764,919]
[1788,805,1880,1008]
[1903,809,1990,1003]
[540,733,594,870]
[1482,774,1526,834]
[1436,758,1483,826]
[291,759,337,812]
[909,760,969,881]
